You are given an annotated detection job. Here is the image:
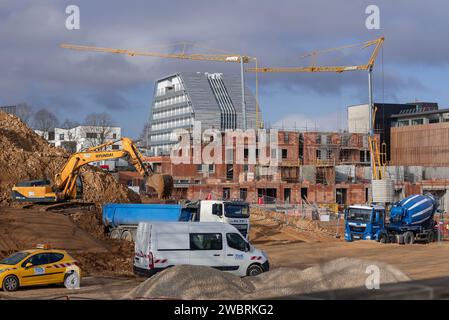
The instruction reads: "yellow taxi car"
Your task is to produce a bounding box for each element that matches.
[0,244,81,292]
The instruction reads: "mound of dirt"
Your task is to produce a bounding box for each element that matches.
[0,111,140,205]
[0,207,135,277]
[123,258,410,299]
[250,207,337,243]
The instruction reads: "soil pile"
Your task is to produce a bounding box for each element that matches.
[0,207,134,276]
[250,207,336,243]
[123,258,410,299]
[0,111,140,205]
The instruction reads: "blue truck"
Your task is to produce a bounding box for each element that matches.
[102,200,251,241]
[102,203,194,241]
[344,194,439,244]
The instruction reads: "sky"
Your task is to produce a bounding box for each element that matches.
[0,0,448,138]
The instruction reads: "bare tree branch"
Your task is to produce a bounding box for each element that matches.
[16,103,33,126]
[60,119,80,152]
[83,112,115,147]
[33,109,59,137]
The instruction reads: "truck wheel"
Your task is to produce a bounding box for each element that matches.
[110,229,121,239]
[379,233,388,244]
[247,264,264,277]
[121,230,133,242]
[403,231,414,245]
[397,234,405,245]
[428,231,435,243]
[2,275,19,292]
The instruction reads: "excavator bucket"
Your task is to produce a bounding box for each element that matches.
[146,174,174,199]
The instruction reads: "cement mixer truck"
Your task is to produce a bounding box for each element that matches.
[344,194,439,244]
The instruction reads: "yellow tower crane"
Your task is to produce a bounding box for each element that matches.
[60,43,261,130]
[246,37,385,179]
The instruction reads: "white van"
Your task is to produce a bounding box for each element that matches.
[134,222,269,277]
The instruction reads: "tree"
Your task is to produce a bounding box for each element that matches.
[83,112,115,147]
[138,121,151,148]
[16,103,33,126]
[33,109,59,138]
[60,119,80,153]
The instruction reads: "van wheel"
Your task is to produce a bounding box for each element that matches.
[121,230,133,242]
[110,229,121,239]
[403,231,414,245]
[2,275,19,292]
[247,264,264,277]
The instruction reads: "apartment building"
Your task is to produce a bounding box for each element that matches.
[148,72,259,155]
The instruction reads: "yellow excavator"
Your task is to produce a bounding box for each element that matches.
[11,137,173,202]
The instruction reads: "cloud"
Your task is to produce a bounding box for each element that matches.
[0,0,447,137]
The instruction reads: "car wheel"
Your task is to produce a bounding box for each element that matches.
[247,264,264,277]
[121,230,133,242]
[2,275,19,292]
[64,272,80,289]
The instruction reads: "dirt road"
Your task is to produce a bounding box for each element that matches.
[251,214,449,280]
[1,206,449,299]
[0,276,141,300]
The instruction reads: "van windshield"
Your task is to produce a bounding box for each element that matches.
[224,203,249,218]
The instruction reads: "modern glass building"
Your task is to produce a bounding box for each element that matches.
[149,72,259,155]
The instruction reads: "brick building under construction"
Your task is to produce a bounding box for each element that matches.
[121,129,375,206]
[118,101,449,212]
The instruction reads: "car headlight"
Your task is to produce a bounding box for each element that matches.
[0,269,6,274]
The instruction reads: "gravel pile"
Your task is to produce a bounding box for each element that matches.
[124,258,410,299]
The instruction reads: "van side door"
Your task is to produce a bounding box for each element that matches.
[189,233,224,269]
[156,232,190,266]
[224,233,249,275]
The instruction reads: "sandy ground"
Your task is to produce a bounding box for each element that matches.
[1,206,449,299]
[0,276,142,300]
[250,214,449,280]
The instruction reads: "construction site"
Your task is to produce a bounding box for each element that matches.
[2,90,449,299]
[1,1,449,305]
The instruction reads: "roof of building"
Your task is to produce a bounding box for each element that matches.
[391,107,449,118]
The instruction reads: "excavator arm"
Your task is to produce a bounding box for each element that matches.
[12,137,173,202]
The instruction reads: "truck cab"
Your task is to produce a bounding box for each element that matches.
[344,205,386,242]
[195,200,250,239]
